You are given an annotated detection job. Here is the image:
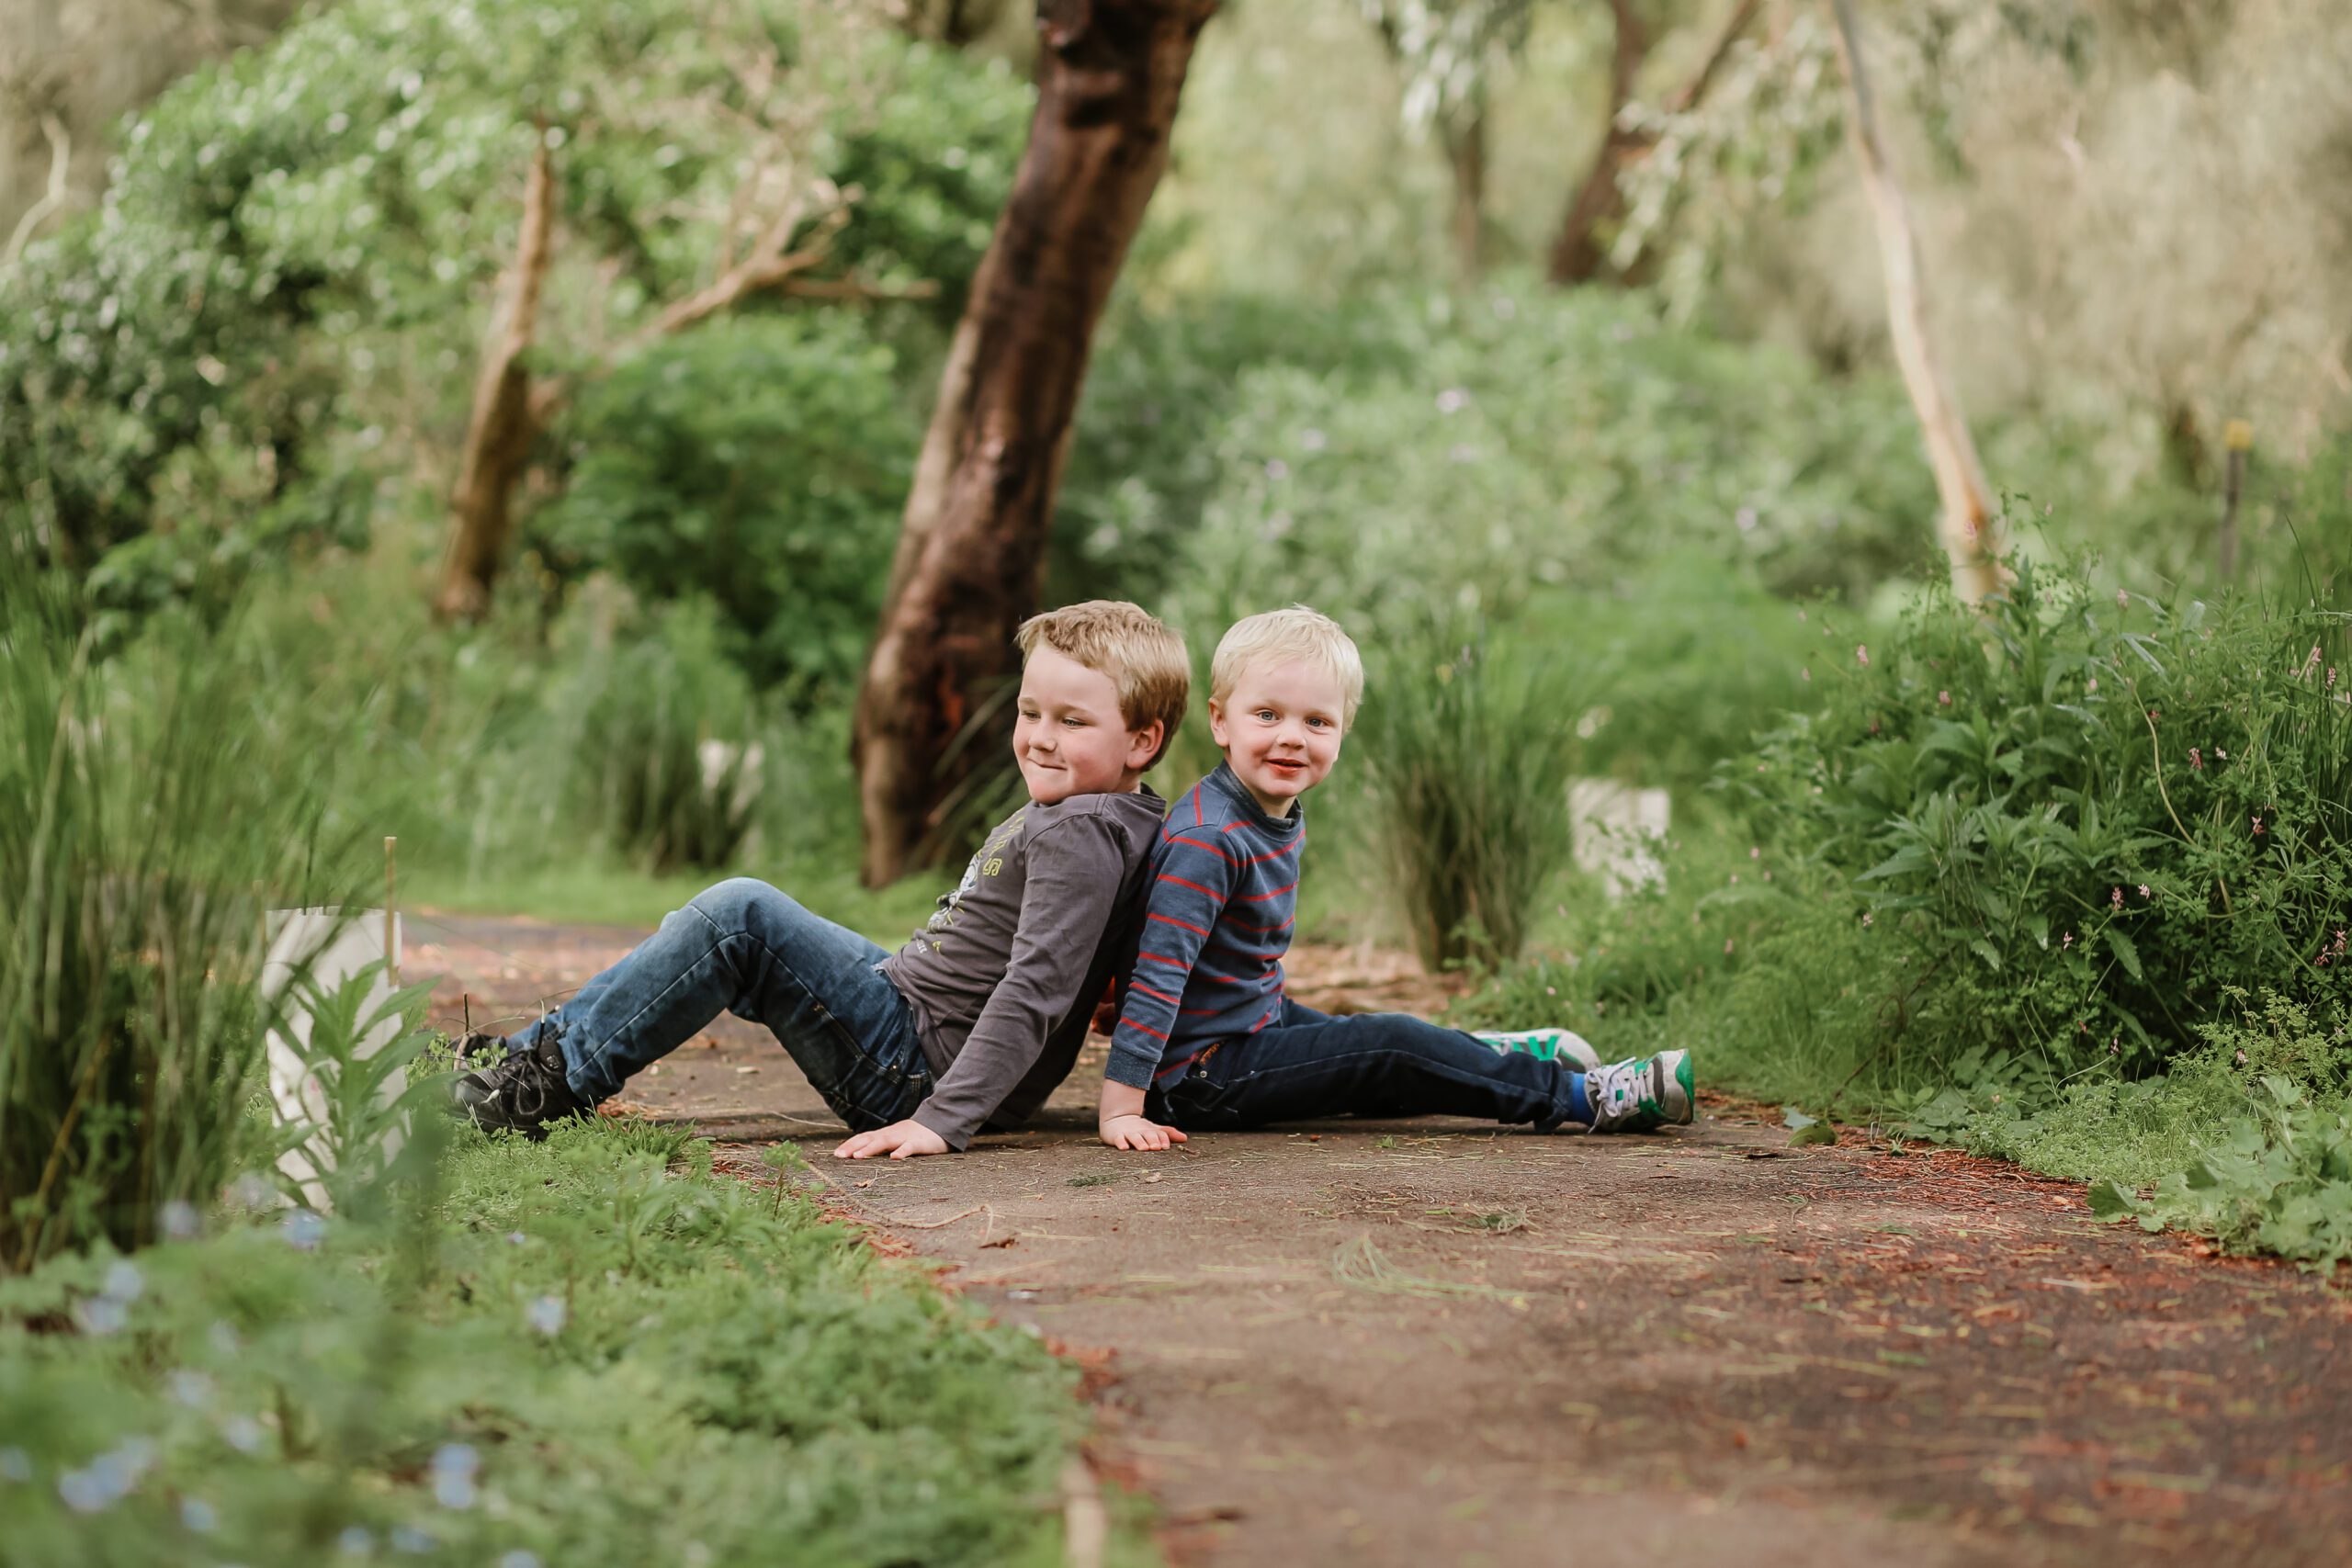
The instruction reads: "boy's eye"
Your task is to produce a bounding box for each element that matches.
[1255,709,1277,722]
[1062,716,1086,728]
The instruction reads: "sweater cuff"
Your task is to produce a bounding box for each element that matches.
[1102,1042,1160,1090]
[909,1100,974,1152]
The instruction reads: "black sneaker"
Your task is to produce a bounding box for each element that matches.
[448,1032,590,1139]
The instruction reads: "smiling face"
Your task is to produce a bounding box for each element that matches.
[1012,647,1162,806]
[1209,657,1348,818]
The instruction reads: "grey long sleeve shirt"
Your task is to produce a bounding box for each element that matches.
[880,786,1165,1149]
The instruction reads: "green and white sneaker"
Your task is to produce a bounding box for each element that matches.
[1585,1051,1695,1133]
[1476,1028,1603,1072]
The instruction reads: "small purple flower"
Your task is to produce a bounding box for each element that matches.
[1263,458,1288,480]
[1435,388,1468,414]
[2138,884,2152,899]
[1938,690,1951,705]
[1855,644,1870,667]
[2111,886,2124,911]
[2062,931,2075,950]
[2253,815,2265,836]
[2086,676,2099,693]
[1860,912,1874,929]
[2188,747,2203,770]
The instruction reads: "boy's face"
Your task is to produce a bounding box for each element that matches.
[1012,648,1161,806]
[1209,658,1346,818]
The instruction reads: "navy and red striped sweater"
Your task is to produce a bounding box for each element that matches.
[1105,763,1303,1089]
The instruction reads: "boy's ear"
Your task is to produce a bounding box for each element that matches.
[1125,717,1166,772]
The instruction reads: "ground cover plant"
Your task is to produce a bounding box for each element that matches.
[0,1118,1126,1568]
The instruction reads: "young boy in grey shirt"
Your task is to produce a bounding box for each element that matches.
[451,602,1190,1158]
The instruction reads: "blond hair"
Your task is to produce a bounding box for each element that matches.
[1210,604,1364,725]
[1016,600,1191,768]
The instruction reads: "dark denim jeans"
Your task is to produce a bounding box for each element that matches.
[509,878,931,1132]
[1156,999,1584,1132]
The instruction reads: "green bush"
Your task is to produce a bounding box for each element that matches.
[0,1119,1104,1565]
[1735,555,2351,1076]
[569,604,771,874]
[1357,624,1586,970]
[0,568,362,1269]
[0,0,1021,594]
[533,315,915,697]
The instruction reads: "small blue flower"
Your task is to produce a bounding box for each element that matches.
[221,1416,265,1454]
[171,1370,214,1407]
[505,1232,527,1246]
[161,1199,201,1240]
[59,1469,107,1512]
[525,1295,566,1337]
[282,1210,325,1251]
[209,1321,241,1358]
[498,1552,542,1568]
[102,1260,144,1303]
[182,1496,220,1532]
[74,1296,128,1336]
[0,1447,30,1483]
[390,1524,434,1553]
[430,1443,479,1510]
[336,1525,377,1555]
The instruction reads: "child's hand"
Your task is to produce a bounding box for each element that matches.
[832,1120,951,1161]
[1098,1113,1187,1152]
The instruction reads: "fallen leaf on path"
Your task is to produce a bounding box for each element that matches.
[980,1235,1018,1249]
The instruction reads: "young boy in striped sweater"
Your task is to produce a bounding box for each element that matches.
[1094,606,1692,1153]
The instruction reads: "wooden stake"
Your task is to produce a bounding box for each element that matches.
[384,836,401,986]
[2221,419,2252,581]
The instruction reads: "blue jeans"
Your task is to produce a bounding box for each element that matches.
[510,878,931,1132]
[1155,999,1584,1132]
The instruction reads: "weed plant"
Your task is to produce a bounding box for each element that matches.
[1357,623,1585,970]
[0,568,363,1269]
[0,1120,1112,1565]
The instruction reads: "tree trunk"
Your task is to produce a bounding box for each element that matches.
[1827,0,2005,604]
[853,0,1219,886]
[436,133,557,622]
[1442,104,1487,278]
[1547,0,1646,285]
[1550,0,1758,287]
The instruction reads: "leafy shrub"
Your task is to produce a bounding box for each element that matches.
[0,569,361,1269]
[0,0,1020,590]
[0,1119,1099,1564]
[570,604,771,874]
[533,314,915,697]
[1735,555,2351,1076]
[2091,1076,2352,1275]
[1358,625,1586,969]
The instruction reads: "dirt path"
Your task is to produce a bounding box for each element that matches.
[417,911,2352,1567]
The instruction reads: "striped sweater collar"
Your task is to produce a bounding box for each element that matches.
[1202,762,1306,839]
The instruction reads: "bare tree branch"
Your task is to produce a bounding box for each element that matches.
[2,113,73,268]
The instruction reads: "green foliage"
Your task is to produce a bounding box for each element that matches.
[1148,286,1935,659]
[2090,1076,2352,1275]
[535,314,915,696]
[1357,622,1584,969]
[570,604,770,874]
[1,0,1021,602]
[0,567,363,1269]
[262,964,444,1218]
[1735,555,2351,1075]
[0,1119,1100,1564]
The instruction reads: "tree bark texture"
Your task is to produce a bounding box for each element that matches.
[1549,0,1758,287]
[1442,105,1487,278]
[437,134,556,622]
[1827,0,2006,604]
[1547,0,1647,285]
[852,0,1219,886]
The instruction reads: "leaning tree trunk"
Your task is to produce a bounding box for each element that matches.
[436,133,557,622]
[1827,0,2005,604]
[1441,103,1487,278]
[1546,0,1646,285]
[853,0,1219,886]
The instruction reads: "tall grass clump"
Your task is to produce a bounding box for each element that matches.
[570,604,770,874]
[0,565,359,1269]
[1357,625,1584,969]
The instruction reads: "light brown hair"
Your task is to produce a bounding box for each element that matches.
[1016,600,1191,769]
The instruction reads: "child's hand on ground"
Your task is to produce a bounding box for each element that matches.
[832,1119,951,1160]
[1098,1113,1187,1152]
